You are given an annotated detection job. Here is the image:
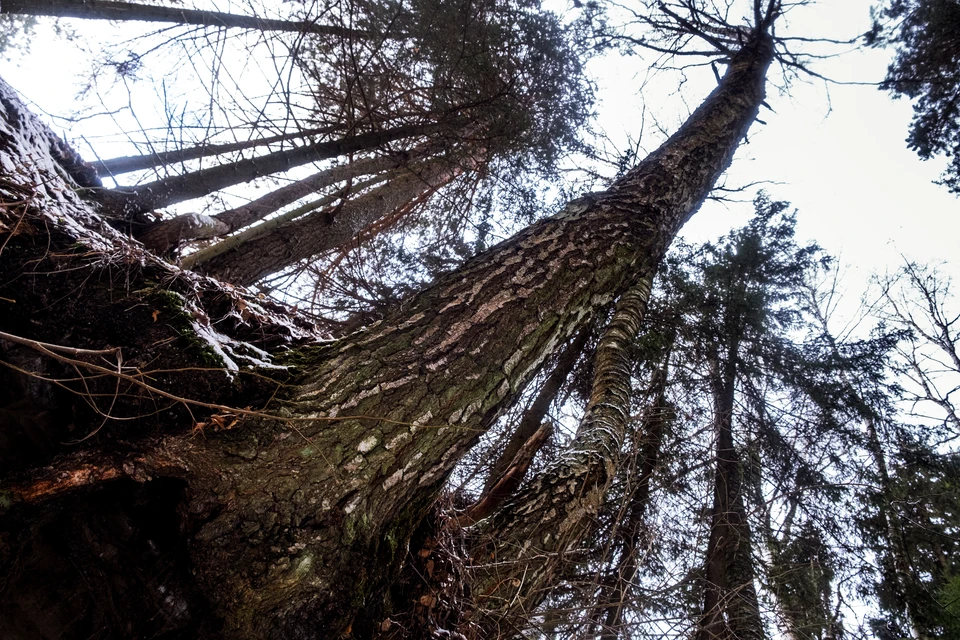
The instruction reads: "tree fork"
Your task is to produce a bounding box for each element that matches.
[143,27,773,630]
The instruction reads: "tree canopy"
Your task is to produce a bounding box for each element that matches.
[870,0,960,192]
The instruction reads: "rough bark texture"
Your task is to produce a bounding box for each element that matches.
[481,327,591,497]
[468,275,654,633]
[597,348,672,638]
[0,23,774,640]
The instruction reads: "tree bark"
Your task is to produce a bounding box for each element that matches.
[480,326,591,497]
[463,29,776,629]
[2,0,367,38]
[596,345,673,638]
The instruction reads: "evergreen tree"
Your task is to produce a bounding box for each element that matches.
[869,0,960,192]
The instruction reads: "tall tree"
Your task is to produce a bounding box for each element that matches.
[0,1,786,637]
[667,200,829,640]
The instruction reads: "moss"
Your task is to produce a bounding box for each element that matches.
[148,290,226,368]
[275,343,336,372]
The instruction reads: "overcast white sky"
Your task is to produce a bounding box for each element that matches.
[1,0,956,307]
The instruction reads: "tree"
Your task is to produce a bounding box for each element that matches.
[16,0,591,294]
[869,0,960,193]
[0,2,784,638]
[846,262,960,638]
[0,0,364,36]
[663,200,829,640]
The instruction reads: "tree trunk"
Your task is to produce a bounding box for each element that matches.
[463,29,776,629]
[93,125,339,176]
[212,151,426,233]
[479,326,591,497]
[695,345,764,640]
[597,345,673,638]
[150,152,419,256]
[864,418,926,640]
[94,122,440,219]
[195,157,463,285]
[2,0,367,38]
[0,22,774,639]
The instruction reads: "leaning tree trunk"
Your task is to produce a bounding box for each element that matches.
[93,122,441,219]
[463,30,775,630]
[193,156,467,285]
[2,0,366,37]
[93,125,339,176]
[0,25,774,640]
[595,342,673,638]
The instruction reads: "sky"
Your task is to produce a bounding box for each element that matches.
[0,0,956,316]
[585,1,957,285]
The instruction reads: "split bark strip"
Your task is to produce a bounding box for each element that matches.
[469,274,653,627]
[596,344,673,638]
[94,122,442,218]
[2,0,369,38]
